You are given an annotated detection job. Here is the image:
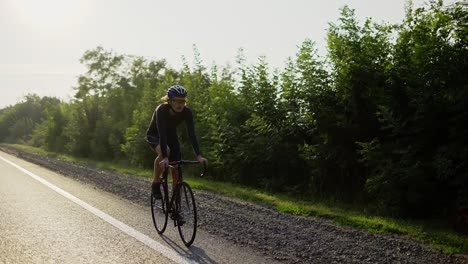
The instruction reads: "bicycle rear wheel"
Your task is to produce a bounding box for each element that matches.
[176,182,197,247]
[151,182,169,234]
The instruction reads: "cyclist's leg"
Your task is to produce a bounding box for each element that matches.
[169,142,181,194]
[168,143,184,223]
[153,145,171,183]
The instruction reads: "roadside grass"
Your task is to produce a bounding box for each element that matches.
[4,143,467,254]
[7,144,152,178]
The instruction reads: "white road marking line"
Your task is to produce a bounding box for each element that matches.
[0,155,193,264]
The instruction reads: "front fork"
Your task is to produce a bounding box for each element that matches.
[166,165,183,226]
[169,184,182,226]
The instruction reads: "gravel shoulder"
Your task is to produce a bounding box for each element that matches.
[1,145,467,264]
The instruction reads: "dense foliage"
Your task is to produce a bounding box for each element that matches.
[1,1,466,219]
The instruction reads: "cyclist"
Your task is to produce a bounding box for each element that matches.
[146,84,207,199]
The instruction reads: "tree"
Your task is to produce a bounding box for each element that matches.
[358,1,468,216]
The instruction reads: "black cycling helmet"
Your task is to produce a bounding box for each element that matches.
[167,85,188,98]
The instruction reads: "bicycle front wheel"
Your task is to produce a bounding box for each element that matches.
[151,182,168,234]
[176,182,197,247]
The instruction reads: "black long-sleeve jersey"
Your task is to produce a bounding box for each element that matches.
[146,104,201,159]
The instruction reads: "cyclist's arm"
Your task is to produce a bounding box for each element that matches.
[156,106,169,158]
[146,109,158,144]
[185,108,201,157]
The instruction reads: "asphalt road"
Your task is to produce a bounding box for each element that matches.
[0,151,278,264]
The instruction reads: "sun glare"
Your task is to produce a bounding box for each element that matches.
[10,0,88,31]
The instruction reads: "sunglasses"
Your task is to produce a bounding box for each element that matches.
[171,99,186,105]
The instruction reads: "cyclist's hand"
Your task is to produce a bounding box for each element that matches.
[159,157,169,169]
[197,155,208,167]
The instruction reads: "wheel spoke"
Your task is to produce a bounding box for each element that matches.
[151,182,168,234]
[177,182,197,247]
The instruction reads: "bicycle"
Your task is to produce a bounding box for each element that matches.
[150,160,206,247]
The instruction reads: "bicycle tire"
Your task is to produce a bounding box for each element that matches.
[151,181,169,234]
[176,182,197,247]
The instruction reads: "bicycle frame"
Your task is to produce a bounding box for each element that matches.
[161,160,206,222]
[162,165,182,221]
[150,159,206,246]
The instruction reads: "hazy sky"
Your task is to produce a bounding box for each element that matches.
[0,0,442,108]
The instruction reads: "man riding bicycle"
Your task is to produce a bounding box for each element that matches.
[146,85,207,198]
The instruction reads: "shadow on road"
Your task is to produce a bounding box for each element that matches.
[158,234,217,264]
